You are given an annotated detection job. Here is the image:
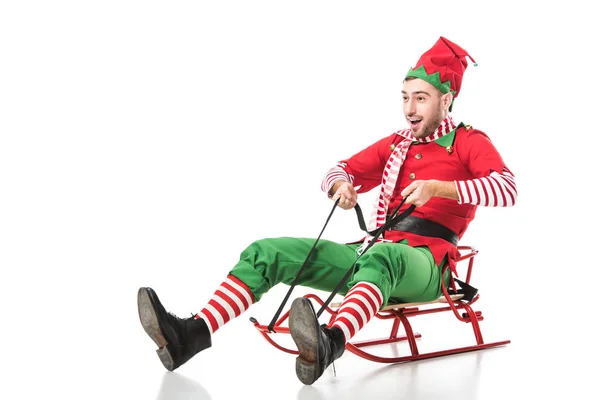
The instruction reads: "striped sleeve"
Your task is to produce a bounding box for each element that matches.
[321,162,354,197]
[321,133,398,197]
[455,167,517,207]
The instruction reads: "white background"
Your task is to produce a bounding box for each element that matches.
[1,1,598,399]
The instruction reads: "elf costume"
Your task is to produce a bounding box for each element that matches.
[137,37,517,385]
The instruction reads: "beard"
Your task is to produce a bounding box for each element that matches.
[412,106,445,139]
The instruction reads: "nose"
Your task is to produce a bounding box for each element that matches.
[404,98,416,116]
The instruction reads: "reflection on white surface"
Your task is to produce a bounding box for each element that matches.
[297,385,327,400]
[293,350,487,400]
[156,372,211,400]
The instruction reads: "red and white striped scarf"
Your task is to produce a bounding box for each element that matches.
[360,115,456,252]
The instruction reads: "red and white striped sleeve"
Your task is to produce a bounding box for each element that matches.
[321,162,354,197]
[321,133,397,197]
[455,167,518,207]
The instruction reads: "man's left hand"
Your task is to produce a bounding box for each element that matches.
[400,180,437,207]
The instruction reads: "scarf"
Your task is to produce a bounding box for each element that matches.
[358,115,457,253]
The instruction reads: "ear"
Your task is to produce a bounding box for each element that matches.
[442,92,453,110]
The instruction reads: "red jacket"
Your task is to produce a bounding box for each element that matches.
[338,124,511,273]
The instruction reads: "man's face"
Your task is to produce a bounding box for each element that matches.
[402,78,449,138]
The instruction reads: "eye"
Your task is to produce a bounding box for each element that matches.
[417,96,426,102]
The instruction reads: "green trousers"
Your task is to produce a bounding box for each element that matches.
[229,237,449,308]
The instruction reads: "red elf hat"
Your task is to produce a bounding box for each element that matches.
[405,36,477,111]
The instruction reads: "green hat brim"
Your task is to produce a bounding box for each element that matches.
[405,65,457,111]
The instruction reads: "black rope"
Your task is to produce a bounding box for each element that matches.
[315,198,415,317]
[266,196,416,331]
[266,198,341,332]
[354,200,416,237]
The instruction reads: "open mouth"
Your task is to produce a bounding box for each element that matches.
[409,119,422,129]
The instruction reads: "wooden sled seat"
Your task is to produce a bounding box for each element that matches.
[250,245,510,363]
[331,293,465,311]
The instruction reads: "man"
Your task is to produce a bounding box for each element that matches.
[137,36,517,385]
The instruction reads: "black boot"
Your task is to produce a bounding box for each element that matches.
[289,297,346,385]
[137,287,211,371]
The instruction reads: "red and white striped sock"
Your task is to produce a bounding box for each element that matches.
[332,282,383,341]
[196,275,255,334]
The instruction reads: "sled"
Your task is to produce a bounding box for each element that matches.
[250,245,510,363]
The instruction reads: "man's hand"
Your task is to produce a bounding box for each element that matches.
[401,179,458,207]
[331,181,358,210]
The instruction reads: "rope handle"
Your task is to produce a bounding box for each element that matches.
[266,197,415,331]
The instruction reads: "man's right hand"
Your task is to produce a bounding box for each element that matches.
[330,181,358,210]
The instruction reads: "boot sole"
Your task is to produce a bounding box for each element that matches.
[137,287,175,371]
[289,298,320,385]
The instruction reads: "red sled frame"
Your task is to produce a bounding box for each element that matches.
[250,245,510,363]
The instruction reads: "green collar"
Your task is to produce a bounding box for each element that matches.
[412,122,464,146]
